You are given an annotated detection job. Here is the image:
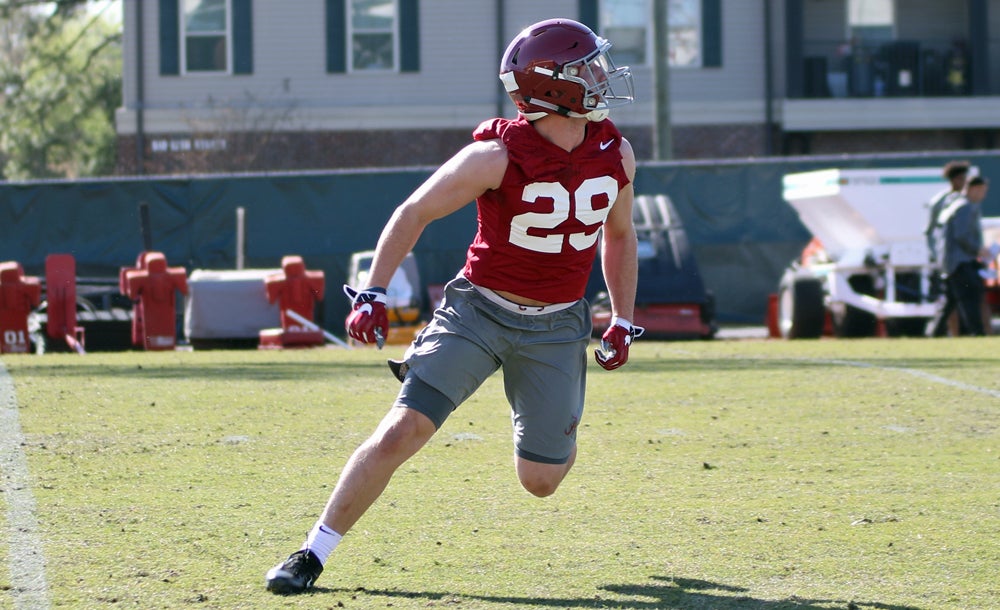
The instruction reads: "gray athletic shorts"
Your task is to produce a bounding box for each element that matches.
[393,276,592,464]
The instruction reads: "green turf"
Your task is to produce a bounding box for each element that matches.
[2,338,998,609]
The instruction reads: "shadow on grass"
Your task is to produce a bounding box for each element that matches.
[10,354,999,383]
[328,575,923,609]
[4,360,389,381]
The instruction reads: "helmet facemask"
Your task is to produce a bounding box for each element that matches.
[559,38,634,121]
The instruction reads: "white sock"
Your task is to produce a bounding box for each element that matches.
[302,522,342,565]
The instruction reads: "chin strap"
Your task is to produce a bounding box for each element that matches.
[520,99,609,122]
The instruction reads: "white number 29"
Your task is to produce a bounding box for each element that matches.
[508,176,618,253]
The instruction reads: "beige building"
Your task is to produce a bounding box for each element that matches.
[116,0,1000,174]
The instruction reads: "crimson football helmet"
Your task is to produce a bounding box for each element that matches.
[500,18,634,122]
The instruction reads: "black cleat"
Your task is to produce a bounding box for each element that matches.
[265,549,323,594]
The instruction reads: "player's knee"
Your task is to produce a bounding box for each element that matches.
[518,474,562,498]
[367,428,412,461]
[516,462,569,497]
[366,409,435,462]
[515,449,575,497]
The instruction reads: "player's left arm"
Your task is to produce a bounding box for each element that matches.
[593,138,641,371]
[601,137,638,324]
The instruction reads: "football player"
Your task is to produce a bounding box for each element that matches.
[267,17,642,594]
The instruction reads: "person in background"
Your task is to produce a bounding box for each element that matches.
[926,176,990,337]
[925,160,970,260]
[924,161,971,336]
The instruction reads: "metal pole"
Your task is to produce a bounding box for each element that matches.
[285,309,350,349]
[495,0,507,117]
[135,0,146,175]
[763,0,776,156]
[653,0,672,160]
[235,207,245,270]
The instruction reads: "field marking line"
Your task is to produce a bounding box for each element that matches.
[0,359,52,610]
[664,347,1000,400]
[819,358,1000,399]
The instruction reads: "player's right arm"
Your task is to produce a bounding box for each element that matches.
[363,140,508,290]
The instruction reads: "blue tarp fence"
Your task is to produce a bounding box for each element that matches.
[3,151,999,331]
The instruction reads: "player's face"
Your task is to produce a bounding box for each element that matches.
[566,55,611,109]
[561,44,634,113]
[587,55,611,87]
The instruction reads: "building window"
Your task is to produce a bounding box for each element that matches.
[601,0,648,65]
[182,0,230,72]
[848,0,895,44]
[350,0,397,71]
[600,0,703,68]
[669,0,703,67]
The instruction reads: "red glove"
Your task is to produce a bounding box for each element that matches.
[594,317,644,370]
[344,285,388,348]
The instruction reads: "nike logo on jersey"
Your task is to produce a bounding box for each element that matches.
[599,139,615,150]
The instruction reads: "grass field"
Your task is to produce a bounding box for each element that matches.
[1,337,998,609]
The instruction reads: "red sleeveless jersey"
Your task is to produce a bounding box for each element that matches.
[461,116,630,303]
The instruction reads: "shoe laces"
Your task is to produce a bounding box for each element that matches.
[285,549,320,575]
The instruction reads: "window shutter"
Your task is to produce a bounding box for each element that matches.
[400,0,420,72]
[702,0,722,67]
[233,0,253,74]
[785,0,804,97]
[578,0,598,32]
[159,0,179,75]
[326,0,346,73]
[969,0,989,94]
